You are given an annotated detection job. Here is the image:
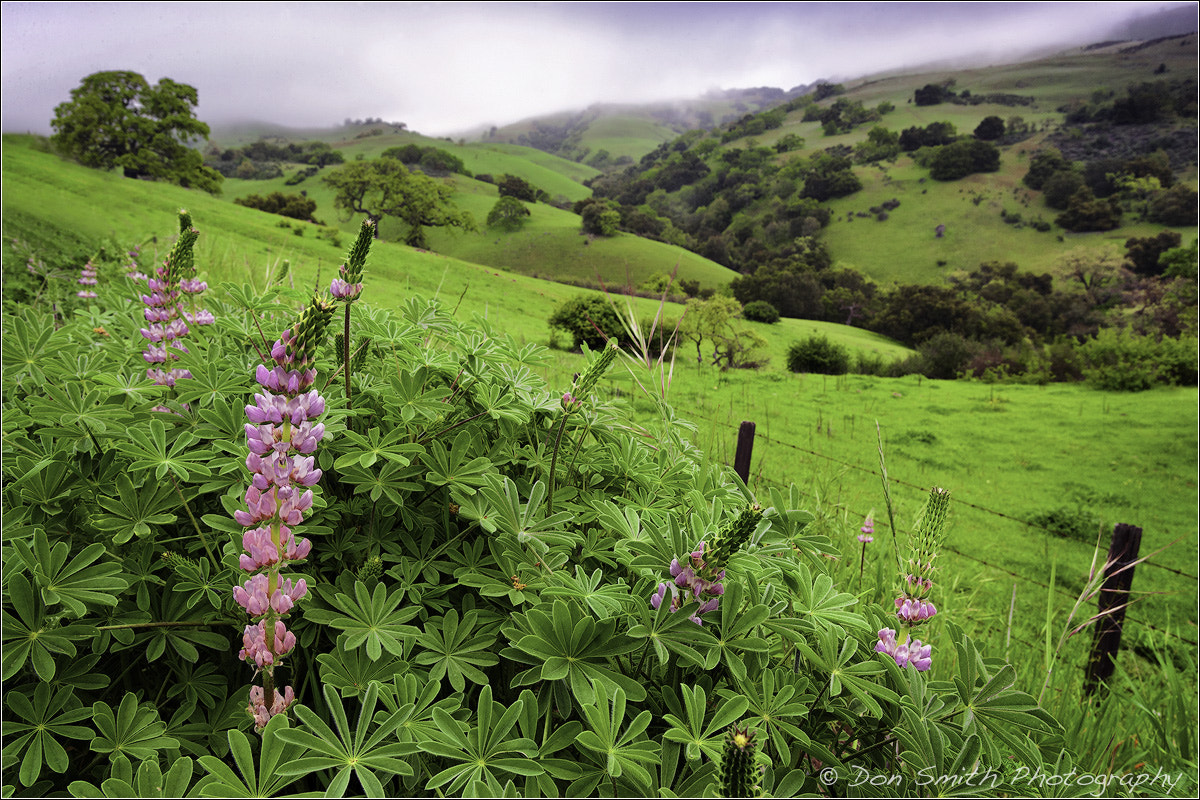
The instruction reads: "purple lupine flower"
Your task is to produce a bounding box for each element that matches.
[651,541,726,625]
[235,296,334,731]
[861,515,875,537]
[857,533,874,544]
[895,596,937,623]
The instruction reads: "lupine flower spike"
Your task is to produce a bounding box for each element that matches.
[876,487,950,672]
[719,724,760,798]
[331,218,373,413]
[652,504,763,625]
[549,340,620,514]
[857,512,874,591]
[76,260,98,299]
[235,294,336,731]
[140,213,201,408]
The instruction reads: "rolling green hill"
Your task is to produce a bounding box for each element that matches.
[1,133,903,372]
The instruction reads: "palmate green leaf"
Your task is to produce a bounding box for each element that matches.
[92,472,179,545]
[700,582,772,684]
[722,666,815,765]
[412,608,499,692]
[276,682,417,798]
[502,599,644,705]
[794,627,898,720]
[419,685,541,795]
[3,683,93,787]
[625,592,716,669]
[575,683,659,792]
[1,307,71,387]
[317,647,413,699]
[333,426,424,471]
[542,566,634,619]
[27,381,134,448]
[11,528,128,617]
[120,419,213,481]
[388,367,453,424]
[421,429,493,494]
[335,459,423,507]
[306,580,420,661]
[477,474,577,555]
[197,712,305,798]
[661,684,750,763]
[69,756,203,798]
[90,693,179,763]
[1,573,91,682]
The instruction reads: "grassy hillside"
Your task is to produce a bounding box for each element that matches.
[5,130,1195,679]
[0,134,891,366]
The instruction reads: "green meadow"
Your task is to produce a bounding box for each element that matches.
[5,130,1195,676]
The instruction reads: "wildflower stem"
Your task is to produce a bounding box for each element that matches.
[547,412,569,516]
[875,421,902,575]
[170,473,219,570]
[343,303,352,411]
[96,620,222,630]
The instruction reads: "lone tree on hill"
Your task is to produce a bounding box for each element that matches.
[51,70,222,194]
[323,159,476,249]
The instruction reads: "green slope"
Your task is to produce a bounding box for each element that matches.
[2,134,907,371]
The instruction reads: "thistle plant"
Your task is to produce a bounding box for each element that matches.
[651,503,763,624]
[234,294,335,731]
[330,218,372,410]
[875,486,950,672]
[548,339,619,513]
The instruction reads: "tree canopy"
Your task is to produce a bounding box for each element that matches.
[51,70,222,194]
[323,159,476,248]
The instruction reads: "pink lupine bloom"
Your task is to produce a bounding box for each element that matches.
[235,297,336,731]
[653,542,725,625]
[248,685,295,730]
[896,597,937,623]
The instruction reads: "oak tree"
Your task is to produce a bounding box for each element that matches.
[51,71,222,193]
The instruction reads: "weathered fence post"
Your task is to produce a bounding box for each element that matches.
[733,421,756,485]
[1084,523,1143,694]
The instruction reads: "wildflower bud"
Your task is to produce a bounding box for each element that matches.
[572,339,619,401]
[703,504,763,577]
[719,725,759,798]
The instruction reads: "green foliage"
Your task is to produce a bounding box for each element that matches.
[486,196,531,231]
[1056,189,1121,233]
[323,159,476,248]
[787,334,850,375]
[548,294,624,350]
[233,191,318,222]
[579,198,622,236]
[741,300,780,324]
[1078,327,1197,391]
[1147,184,1199,226]
[929,140,1001,181]
[973,115,1006,140]
[679,295,768,370]
[51,71,222,194]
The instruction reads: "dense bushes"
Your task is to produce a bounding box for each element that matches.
[787,335,850,374]
[548,294,624,349]
[741,300,780,324]
[234,191,318,222]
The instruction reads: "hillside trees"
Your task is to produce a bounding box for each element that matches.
[486,196,531,231]
[323,159,476,248]
[51,70,222,193]
[929,140,1000,181]
[234,191,318,222]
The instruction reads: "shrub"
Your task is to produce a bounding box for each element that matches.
[1078,327,1171,390]
[787,335,850,374]
[486,196,531,231]
[1056,189,1121,232]
[742,300,780,324]
[917,331,980,380]
[548,294,624,350]
[234,191,318,222]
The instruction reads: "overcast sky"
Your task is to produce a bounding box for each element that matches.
[2,2,1193,137]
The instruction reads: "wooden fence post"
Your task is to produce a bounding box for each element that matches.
[733,421,755,485]
[1084,523,1143,694]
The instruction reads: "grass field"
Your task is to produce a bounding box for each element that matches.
[6,57,1197,684]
